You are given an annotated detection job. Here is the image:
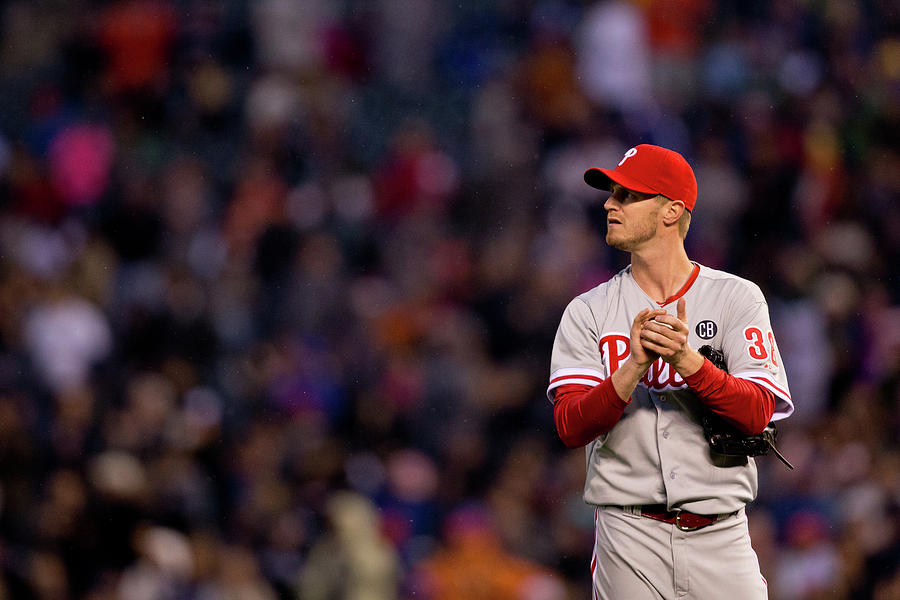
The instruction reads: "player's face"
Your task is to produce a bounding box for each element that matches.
[603,184,663,251]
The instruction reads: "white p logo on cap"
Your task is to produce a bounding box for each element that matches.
[618,147,638,166]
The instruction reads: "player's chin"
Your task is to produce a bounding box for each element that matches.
[606,232,634,251]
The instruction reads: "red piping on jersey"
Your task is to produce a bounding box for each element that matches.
[591,508,599,600]
[657,263,700,306]
[745,375,791,400]
[549,373,605,386]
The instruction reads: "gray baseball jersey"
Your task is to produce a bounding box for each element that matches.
[548,262,792,515]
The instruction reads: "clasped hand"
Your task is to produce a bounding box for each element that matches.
[630,298,704,377]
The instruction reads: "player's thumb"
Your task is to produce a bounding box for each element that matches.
[677,298,687,323]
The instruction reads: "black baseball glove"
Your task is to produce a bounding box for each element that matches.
[698,345,794,470]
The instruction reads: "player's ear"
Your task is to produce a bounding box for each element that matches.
[662,200,685,227]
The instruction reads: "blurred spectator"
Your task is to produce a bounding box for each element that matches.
[196,544,278,600]
[409,503,565,600]
[47,122,115,208]
[117,526,194,600]
[773,510,840,599]
[98,0,177,95]
[22,282,111,394]
[299,491,400,600]
[575,1,652,113]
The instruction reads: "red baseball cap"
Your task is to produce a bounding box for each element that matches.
[584,144,698,211]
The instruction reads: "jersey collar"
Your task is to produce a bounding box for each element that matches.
[657,263,700,307]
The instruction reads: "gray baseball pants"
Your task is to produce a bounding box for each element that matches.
[591,505,767,599]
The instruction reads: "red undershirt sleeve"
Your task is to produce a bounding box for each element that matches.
[552,378,630,448]
[683,357,776,434]
[553,358,777,447]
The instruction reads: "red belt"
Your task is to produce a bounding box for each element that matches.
[637,504,737,531]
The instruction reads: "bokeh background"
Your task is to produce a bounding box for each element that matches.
[0,0,898,598]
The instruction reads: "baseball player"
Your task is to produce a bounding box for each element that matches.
[548,144,793,599]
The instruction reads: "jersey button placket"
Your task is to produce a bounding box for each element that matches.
[655,401,678,497]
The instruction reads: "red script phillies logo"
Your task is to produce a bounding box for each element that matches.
[599,333,686,390]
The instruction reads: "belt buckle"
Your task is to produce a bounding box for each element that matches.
[675,511,705,532]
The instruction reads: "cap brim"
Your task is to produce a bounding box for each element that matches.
[584,168,658,196]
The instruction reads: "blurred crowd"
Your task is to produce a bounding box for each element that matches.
[0,0,898,598]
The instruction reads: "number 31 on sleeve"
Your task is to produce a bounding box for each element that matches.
[744,327,779,366]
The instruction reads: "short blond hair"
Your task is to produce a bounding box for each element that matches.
[678,209,691,239]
